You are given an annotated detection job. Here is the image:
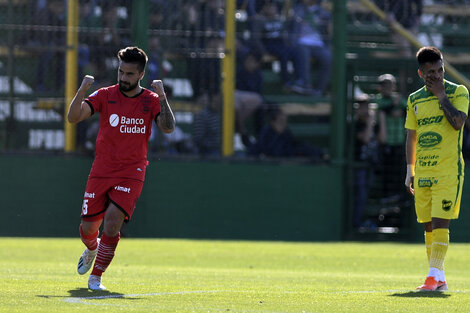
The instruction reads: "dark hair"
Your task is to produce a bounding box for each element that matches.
[416,46,442,67]
[117,46,148,73]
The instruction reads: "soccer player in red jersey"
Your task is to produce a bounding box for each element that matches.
[67,46,175,290]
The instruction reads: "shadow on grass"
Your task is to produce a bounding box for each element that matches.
[68,288,128,299]
[38,288,139,301]
[389,291,451,298]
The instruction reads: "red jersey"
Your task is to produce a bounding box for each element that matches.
[84,85,161,181]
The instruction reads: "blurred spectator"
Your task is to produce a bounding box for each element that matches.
[182,0,225,50]
[187,37,223,101]
[78,0,102,81]
[149,86,194,155]
[237,0,257,17]
[353,94,386,229]
[92,1,131,85]
[250,106,324,159]
[147,36,165,86]
[377,0,422,59]
[377,0,422,94]
[181,1,225,100]
[193,93,222,156]
[375,74,407,199]
[251,1,301,89]
[30,0,66,91]
[290,0,332,96]
[235,51,266,146]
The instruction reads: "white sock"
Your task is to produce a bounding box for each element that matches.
[428,267,440,279]
[439,270,446,282]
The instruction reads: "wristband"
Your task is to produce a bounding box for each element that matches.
[407,164,415,176]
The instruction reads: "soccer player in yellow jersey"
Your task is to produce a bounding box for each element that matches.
[405,46,469,291]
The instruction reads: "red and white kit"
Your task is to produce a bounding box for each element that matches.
[81,85,161,221]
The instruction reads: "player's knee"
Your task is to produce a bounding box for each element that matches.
[103,211,125,236]
[102,221,121,237]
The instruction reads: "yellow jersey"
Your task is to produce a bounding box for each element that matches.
[405,80,469,177]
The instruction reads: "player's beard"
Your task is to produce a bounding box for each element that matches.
[119,80,139,92]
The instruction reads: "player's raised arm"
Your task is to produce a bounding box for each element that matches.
[67,75,94,124]
[152,79,175,134]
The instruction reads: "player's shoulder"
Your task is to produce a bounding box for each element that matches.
[408,86,427,104]
[92,84,118,96]
[444,80,469,101]
[141,88,161,103]
[142,87,158,97]
[444,80,466,93]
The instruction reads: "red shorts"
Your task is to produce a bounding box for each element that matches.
[81,177,144,222]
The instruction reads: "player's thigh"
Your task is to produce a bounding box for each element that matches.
[431,175,464,220]
[81,177,113,221]
[107,179,144,222]
[414,177,433,223]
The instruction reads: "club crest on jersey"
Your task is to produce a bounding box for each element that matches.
[414,105,418,115]
[108,113,146,134]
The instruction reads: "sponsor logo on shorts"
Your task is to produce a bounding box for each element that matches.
[115,185,131,193]
[84,192,95,198]
[442,199,453,211]
[108,114,147,134]
[418,178,433,188]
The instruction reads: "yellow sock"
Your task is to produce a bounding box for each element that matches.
[429,228,449,271]
[425,231,433,263]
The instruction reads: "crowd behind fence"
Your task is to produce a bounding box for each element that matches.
[1,0,470,161]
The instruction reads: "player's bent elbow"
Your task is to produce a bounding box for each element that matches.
[67,113,80,124]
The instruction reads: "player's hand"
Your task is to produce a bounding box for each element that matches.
[405,164,415,195]
[79,75,94,92]
[425,76,445,98]
[151,80,165,97]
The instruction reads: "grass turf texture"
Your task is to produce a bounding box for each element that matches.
[0,238,469,312]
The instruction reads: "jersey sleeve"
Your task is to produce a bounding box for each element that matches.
[153,93,162,121]
[453,85,469,114]
[84,88,106,114]
[404,96,417,130]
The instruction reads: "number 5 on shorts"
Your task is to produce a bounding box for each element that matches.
[82,199,88,215]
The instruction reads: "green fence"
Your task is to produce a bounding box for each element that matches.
[2,154,470,242]
[0,154,343,241]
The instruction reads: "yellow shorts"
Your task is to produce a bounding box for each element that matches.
[414,175,464,223]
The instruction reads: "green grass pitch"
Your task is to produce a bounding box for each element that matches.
[0,238,469,312]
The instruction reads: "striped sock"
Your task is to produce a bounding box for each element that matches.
[425,231,433,263]
[79,224,99,251]
[91,232,120,277]
[429,228,449,272]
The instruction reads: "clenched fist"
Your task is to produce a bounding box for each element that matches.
[151,80,165,97]
[80,75,94,91]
